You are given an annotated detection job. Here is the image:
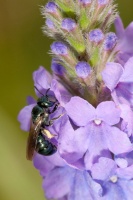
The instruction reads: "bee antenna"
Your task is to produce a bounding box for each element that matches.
[34,86,44,96]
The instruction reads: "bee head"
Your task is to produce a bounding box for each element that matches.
[37,95,56,108]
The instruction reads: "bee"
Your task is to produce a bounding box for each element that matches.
[26,87,60,160]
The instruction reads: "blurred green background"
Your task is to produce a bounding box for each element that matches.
[0,1,133,200]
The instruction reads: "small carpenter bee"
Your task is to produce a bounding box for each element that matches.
[26,87,60,160]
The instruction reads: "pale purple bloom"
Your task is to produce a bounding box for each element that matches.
[33,152,104,200]
[18,104,35,131]
[102,57,133,107]
[115,17,133,65]
[58,97,132,170]
[115,151,133,168]
[120,104,133,137]
[75,61,91,78]
[91,157,133,200]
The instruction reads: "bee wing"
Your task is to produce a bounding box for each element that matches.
[26,122,40,160]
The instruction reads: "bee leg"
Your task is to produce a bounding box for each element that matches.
[48,114,63,125]
[41,129,56,139]
[48,102,59,114]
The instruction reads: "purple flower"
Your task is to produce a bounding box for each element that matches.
[18,1,133,199]
[115,17,133,65]
[115,151,133,168]
[18,104,35,131]
[120,104,133,137]
[91,157,133,200]
[33,152,103,200]
[102,57,133,107]
[58,97,132,170]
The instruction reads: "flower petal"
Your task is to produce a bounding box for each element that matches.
[115,16,124,38]
[26,96,36,105]
[120,57,133,83]
[58,115,89,167]
[91,157,117,181]
[117,165,133,180]
[33,154,55,177]
[114,82,133,106]
[118,180,133,200]
[115,157,128,168]
[68,171,103,200]
[33,152,66,178]
[84,123,112,170]
[17,104,35,131]
[115,151,133,168]
[102,62,123,91]
[96,101,120,125]
[119,22,133,54]
[51,79,71,106]
[65,96,96,126]
[43,166,74,199]
[102,181,129,200]
[33,66,52,95]
[120,104,133,137]
[106,126,133,155]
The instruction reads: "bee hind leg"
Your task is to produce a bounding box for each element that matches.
[48,114,63,125]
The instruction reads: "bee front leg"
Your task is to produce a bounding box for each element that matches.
[48,102,59,114]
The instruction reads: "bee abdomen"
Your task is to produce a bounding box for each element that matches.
[36,134,57,156]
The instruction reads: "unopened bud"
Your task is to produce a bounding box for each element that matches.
[97,0,109,6]
[79,0,92,6]
[75,61,91,78]
[103,32,117,51]
[51,42,68,56]
[45,2,58,14]
[46,19,55,29]
[61,18,77,32]
[89,29,104,44]
[51,59,66,76]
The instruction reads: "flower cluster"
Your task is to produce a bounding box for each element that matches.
[18,0,133,199]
